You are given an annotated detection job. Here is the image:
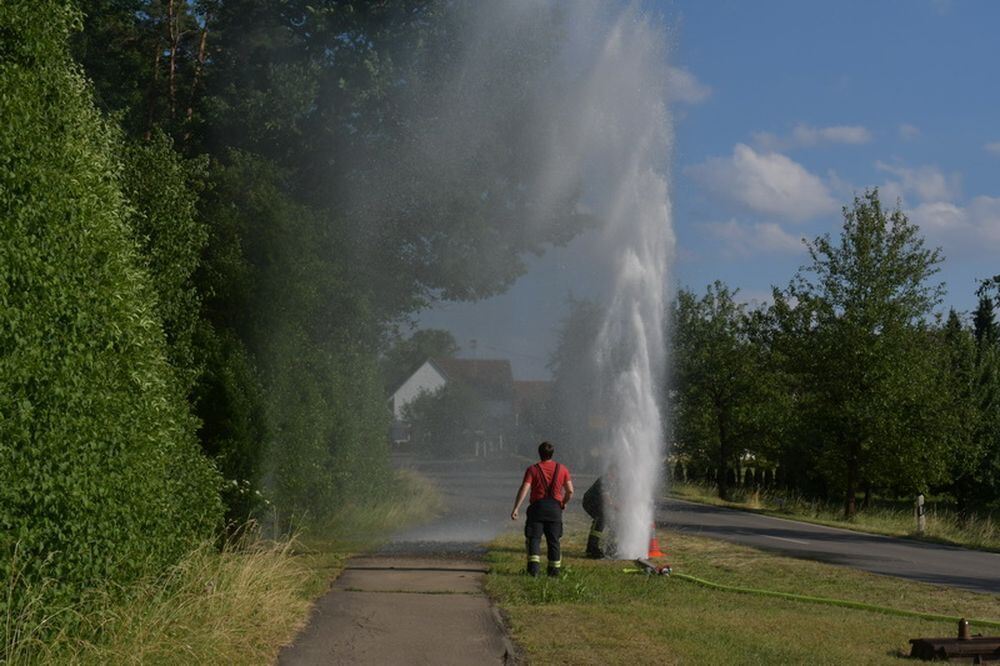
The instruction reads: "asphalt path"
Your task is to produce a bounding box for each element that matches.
[279,455,534,665]
[659,497,1000,595]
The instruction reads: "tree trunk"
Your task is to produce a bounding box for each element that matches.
[844,441,859,519]
[167,0,178,119]
[717,405,730,501]
[185,21,209,131]
[143,43,162,140]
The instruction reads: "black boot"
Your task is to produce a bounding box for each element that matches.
[586,534,604,559]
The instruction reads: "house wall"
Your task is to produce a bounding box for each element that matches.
[391,361,447,419]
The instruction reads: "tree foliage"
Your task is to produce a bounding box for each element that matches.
[0,0,220,611]
[548,298,605,468]
[779,190,953,516]
[67,0,590,527]
[672,283,786,500]
[402,383,484,457]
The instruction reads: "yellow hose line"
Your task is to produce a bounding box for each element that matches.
[671,572,1000,630]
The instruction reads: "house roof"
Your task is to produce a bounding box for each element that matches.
[513,380,554,411]
[430,357,514,401]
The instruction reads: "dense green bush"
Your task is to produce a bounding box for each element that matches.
[0,0,221,615]
[120,130,209,393]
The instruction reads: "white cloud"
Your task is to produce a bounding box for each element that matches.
[753,123,871,151]
[908,196,1000,252]
[909,201,966,232]
[898,124,921,140]
[686,144,837,221]
[705,219,805,256]
[984,142,1000,156]
[876,161,961,203]
[665,66,711,105]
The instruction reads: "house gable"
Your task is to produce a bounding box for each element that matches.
[390,359,448,419]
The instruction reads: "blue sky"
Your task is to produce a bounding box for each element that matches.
[666,0,1000,306]
[420,0,1000,379]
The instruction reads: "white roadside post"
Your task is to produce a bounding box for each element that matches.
[915,494,926,534]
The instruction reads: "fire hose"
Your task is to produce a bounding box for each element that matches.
[669,571,1000,630]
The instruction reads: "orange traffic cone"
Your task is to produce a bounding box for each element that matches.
[647,523,665,558]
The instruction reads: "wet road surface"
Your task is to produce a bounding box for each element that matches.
[278,455,533,666]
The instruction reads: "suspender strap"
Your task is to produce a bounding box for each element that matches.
[537,463,561,499]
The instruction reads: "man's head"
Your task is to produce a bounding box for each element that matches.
[538,441,554,461]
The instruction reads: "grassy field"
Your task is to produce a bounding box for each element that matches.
[485,519,1000,665]
[671,481,1000,552]
[4,469,442,665]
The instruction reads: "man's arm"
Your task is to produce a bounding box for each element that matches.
[561,478,574,509]
[511,481,530,520]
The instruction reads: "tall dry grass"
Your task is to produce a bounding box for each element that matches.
[5,529,312,665]
[3,468,444,665]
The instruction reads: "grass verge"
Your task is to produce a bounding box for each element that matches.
[670,481,1000,552]
[4,469,442,665]
[485,520,1000,665]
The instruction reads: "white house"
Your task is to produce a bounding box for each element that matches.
[388,357,515,446]
[389,358,448,421]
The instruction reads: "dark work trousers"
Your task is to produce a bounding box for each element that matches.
[525,498,563,576]
[585,511,606,558]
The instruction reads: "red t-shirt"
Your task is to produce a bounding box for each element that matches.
[523,460,572,504]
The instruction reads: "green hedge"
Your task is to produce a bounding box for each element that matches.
[0,0,221,613]
[120,131,209,395]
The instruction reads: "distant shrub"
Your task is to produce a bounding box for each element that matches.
[0,0,222,622]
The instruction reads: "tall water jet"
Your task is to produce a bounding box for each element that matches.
[562,8,675,558]
[389,1,675,555]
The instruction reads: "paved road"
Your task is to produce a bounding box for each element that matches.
[659,497,1000,595]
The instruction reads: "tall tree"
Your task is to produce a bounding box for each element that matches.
[973,294,997,347]
[672,283,781,500]
[779,189,952,518]
[941,308,995,516]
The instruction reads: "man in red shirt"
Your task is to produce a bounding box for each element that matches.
[510,441,574,577]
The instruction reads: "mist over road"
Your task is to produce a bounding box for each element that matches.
[660,498,1000,595]
[387,453,596,556]
[392,458,1000,598]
